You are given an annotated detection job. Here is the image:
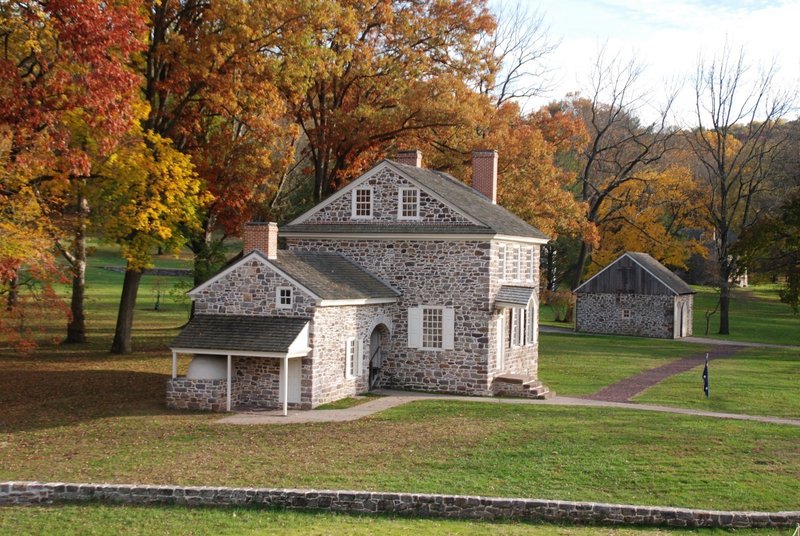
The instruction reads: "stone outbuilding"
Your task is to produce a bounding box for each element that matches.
[574,252,695,339]
[167,150,553,414]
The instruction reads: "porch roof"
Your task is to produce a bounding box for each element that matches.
[495,285,536,307]
[170,315,308,354]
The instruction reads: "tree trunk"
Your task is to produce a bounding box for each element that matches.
[573,241,591,290]
[6,272,18,311]
[65,194,88,343]
[110,266,143,354]
[718,280,730,335]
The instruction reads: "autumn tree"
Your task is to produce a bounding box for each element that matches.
[280,0,495,203]
[588,163,706,273]
[689,46,794,334]
[0,0,145,344]
[570,48,678,288]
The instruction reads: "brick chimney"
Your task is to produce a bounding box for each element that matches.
[242,222,278,260]
[472,149,498,204]
[395,149,423,168]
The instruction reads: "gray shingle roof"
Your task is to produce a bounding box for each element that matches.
[170,315,308,353]
[495,285,536,306]
[386,160,548,240]
[626,252,695,295]
[281,160,548,240]
[271,251,399,300]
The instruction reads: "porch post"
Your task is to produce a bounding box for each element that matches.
[171,351,177,379]
[226,354,232,412]
[282,356,289,416]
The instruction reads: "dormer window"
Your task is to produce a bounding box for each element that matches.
[398,187,420,220]
[276,287,293,309]
[352,187,373,219]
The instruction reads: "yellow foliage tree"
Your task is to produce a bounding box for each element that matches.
[587,164,707,276]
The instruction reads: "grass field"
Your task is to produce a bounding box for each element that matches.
[692,285,800,345]
[538,332,709,396]
[1,243,798,529]
[635,346,800,418]
[1,345,798,512]
[0,505,787,536]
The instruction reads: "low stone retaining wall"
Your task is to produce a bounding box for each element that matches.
[2,482,798,529]
[166,378,227,411]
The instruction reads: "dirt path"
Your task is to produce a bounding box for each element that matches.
[584,345,744,403]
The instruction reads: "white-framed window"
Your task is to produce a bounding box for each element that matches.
[622,309,631,320]
[527,247,535,282]
[276,286,293,309]
[498,244,506,280]
[352,186,373,219]
[514,245,521,281]
[407,306,454,350]
[345,337,362,379]
[510,307,527,347]
[398,187,420,220]
[526,300,537,345]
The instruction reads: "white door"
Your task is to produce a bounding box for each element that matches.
[278,358,302,404]
[496,312,505,371]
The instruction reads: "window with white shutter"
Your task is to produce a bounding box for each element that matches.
[498,245,506,280]
[408,305,454,351]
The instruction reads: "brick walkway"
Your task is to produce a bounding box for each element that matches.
[584,345,744,403]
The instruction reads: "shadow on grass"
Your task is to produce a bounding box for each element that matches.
[0,368,186,433]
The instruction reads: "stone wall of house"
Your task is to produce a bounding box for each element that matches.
[311,305,395,406]
[575,293,675,338]
[4,482,798,529]
[232,356,311,410]
[193,258,314,318]
[301,167,474,225]
[166,378,227,411]
[289,238,493,395]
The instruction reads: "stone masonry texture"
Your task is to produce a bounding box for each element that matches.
[576,293,682,339]
[2,482,798,529]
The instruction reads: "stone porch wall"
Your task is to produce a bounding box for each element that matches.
[193,257,315,318]
[166,378,226,411]
[3,482,798,529]
[575,293,675,339]
[232,356,311,410]
[311,305,394,407]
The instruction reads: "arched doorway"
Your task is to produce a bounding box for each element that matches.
[368,323,390,390]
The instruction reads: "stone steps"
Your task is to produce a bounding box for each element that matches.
[491,374,555,400]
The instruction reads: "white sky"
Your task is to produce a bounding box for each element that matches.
[508,0,800,126]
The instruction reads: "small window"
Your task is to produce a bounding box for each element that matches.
[398,187,419,220]
[352,187,373,219]
[498,245,506,279]
[345,338,358,379]
[276,287,293,309]
[622,309,631,319]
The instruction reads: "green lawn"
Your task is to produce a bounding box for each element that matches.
[692,285,800,345]
[0,345,797,512]
[635,346,800,418]
[0,505,785,536]
[538,332,709,396]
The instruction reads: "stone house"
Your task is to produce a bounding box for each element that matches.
[167,150,552,414]
[574,252,695,339]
